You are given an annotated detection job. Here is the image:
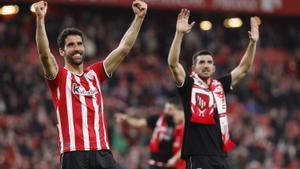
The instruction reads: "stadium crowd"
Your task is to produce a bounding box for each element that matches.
[0,4,299,169]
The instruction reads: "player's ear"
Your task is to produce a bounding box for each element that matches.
[192,64,195,71]
[212,64,216,74]
[59,48,64,56]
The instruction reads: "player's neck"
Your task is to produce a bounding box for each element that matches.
[200,76,212,86]
[65,63,84,75]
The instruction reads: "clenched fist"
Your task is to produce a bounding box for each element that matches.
[132,0,147,18]
[32,1,48,18]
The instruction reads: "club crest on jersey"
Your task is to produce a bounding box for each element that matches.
[86,72,95,80]
[196,93,209,110]
[72,83,98,96]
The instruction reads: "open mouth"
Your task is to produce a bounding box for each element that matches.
[73,53,81,57]
[72,53,82,59]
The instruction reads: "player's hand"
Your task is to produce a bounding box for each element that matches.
[166,157,177,167]
[248,17,260,42]
[32,1,48,18]
[115,113,128,124]
[176,9,195,34]
[132,0,147,18]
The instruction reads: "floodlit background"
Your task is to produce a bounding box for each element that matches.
[0,0,299,169]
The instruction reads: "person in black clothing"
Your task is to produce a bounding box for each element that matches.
[115,101,185,169]
[167,9,259,169]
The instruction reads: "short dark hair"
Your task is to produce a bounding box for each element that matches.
[192,50,214,65]
[57,27,84,49]
[166,99,177,106]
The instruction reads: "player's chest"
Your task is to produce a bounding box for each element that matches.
[66,73,100,97]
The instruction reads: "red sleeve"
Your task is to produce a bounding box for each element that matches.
[88,62,111,83]
[46,67,64,91]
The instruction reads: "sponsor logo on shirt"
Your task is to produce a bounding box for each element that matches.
[72,83,98,96]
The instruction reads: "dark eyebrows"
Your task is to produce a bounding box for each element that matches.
[66,42,74,47]
[66,41,83,47]
[197,59,213,64]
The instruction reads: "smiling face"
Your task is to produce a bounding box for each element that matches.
[59,35,85,66]
[193,54,216,80]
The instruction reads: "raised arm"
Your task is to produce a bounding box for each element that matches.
[103,0,147,75]
[231,17,259,87]
[115,113,147,128]
[168,9,195,86]
[33,1,58,79]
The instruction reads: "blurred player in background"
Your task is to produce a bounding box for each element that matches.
[33,0,147,168]
[115,101,185,169]
[168,9,259,169]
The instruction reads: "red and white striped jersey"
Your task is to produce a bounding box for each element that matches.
[46,62,110,154]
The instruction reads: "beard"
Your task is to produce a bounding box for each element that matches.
[66,51,85,66]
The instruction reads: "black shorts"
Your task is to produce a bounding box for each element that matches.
[60,150,121,169]
[186,156,230,169]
